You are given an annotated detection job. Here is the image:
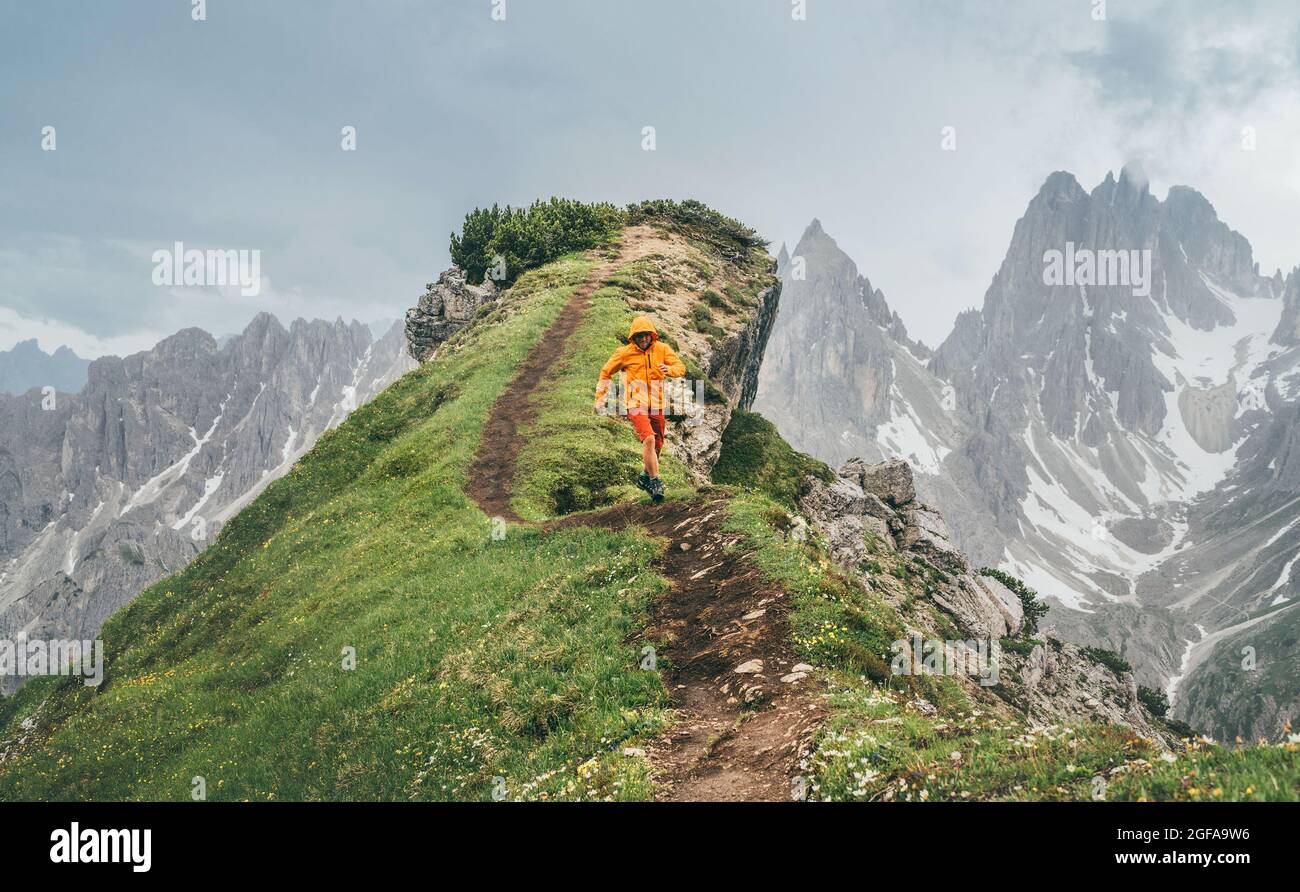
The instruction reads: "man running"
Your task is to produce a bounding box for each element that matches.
[593,316,686,502]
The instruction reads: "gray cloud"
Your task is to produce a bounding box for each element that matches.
[1068,2,1298,115]
[2,0,1298,354]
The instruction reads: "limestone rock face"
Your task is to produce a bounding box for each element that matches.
[404,268,498,362]
[925,573,1019,639]
[1177,377,1238,453]
[754,220,933,471]
[797,456,1013,637]
[797,475,879,568]
[1019,636,1168,741]
[899,504,966,574]
[975,574,1025,634]
[669,281,782,479]
[1271,267,1300,346]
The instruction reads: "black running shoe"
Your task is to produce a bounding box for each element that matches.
[649,477,665,503]
[636,471,652,493]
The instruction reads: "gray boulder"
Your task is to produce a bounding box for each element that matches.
[405,267,498,362]
[974,573,1025,636]
[898,503,967,573]
[844,457,916,506]
[929,573,1015,639]
[797,475,892,567]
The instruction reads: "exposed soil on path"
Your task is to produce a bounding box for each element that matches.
[465,248,622,522]
[551,496,825,801]
[465,234,824,801]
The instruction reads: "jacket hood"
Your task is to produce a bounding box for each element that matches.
[627,316,658,345]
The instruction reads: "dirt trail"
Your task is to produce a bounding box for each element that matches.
[465,247,621,522]
[552,499,825,801]
[465,236,823,801]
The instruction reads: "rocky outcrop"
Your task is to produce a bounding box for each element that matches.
[671,280,781,478]
[795,454,1170,743]
[798,456,1018,638]
[405,268,498,362]
[1018,634,1168,741]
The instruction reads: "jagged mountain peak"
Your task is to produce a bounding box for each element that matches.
[1118,159,1149,188]
[7,338,41,354]
[790,216,847,262]
[148,325,219,353]
[761,171,1300,742]
[757,217,952,487]
[0,338,90,396]
[784,219,923,349]
[1036,169,1086,200]
[1094,160,1152,200]
[243,309,282,330]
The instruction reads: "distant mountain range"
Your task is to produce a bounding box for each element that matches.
[0,340,90,396]
[0,314,415,691]
[757,164,1300,742]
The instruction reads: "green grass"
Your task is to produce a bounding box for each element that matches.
[711,410,834,509]
[803,678,1300,802]
[722,494,909,688]
[702,290,730,313]
[0,253,673,802]
[2,220,1294,804]
[714,483,1299,803]
[688,304,724,338]
[510,257,694,522]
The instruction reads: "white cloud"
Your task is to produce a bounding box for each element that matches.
[0,306,162,359]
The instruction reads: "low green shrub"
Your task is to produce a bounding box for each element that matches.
[1138,684,1170,717]
[1083,646,1133,675]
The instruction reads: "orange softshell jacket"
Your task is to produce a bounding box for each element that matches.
[594,316,687,411]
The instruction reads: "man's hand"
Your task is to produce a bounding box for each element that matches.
[656,363,671,376]
[593,400,604,415]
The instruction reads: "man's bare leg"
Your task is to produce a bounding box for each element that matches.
[642,435,659,477]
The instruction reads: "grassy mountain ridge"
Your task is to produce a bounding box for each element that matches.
[1,213,1296,801]
[0,254,675,800]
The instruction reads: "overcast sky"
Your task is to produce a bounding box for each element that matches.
[2,0,1298,356]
